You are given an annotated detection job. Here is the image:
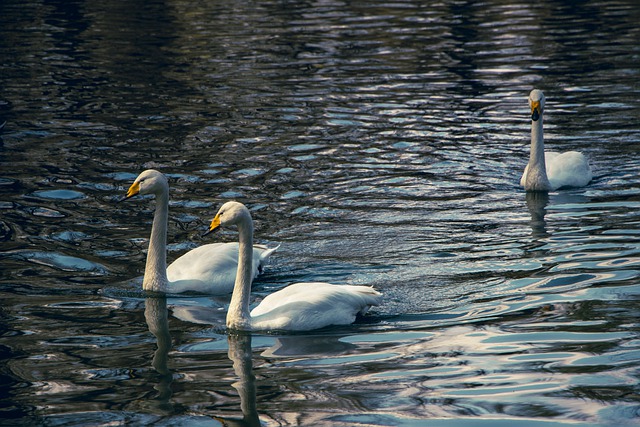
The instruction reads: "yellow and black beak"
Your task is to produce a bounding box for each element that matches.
[202,213,222,237]
[531,101,541,122]
[121,181,140,201]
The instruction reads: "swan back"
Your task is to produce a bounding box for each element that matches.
[250,282,382,331]
[166,242,277,294]
[545,151,593,189]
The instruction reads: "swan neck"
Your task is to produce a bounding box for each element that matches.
[525,117,551,191]
[143,191,169,293]
[530,117,545,168]
[227,214,254,330]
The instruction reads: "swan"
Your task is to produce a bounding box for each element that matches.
[204,201,382,332]
[123,170,277,294]
[520,89,592,191]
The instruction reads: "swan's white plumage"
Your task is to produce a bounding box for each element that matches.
[520,89,592,191]
[167,242,277,294]
[206,201,382,332]
[124,170,276,295]
[250,282,381,331]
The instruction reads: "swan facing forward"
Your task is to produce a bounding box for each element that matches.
[205,201,382,332]
[123,170,277,294]
[520,89,592,191]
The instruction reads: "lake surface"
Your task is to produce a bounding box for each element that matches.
[1,0,640,425]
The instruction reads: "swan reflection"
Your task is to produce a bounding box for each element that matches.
[144,296,173,401]
[261,334,357,357]
[219,333,261,427]
[525,191,549,238]
[145,297,261,424]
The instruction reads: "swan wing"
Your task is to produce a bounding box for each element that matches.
[256,244,279,273]
[520,164,529,187]
[544,151,562,162]
[250,282,382,331]
[167,242,277,294]
[546,151,592,190]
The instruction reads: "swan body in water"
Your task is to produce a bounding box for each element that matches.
[123,170,277,294]
[205,201,382,332]
[520,89,592,191]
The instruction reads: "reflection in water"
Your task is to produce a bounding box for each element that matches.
[261,335,356,358]
[525,191,549,238]
[144,296,173,401]
[169,296,229,326]
[222,333,260,427]
[145,297,261,425]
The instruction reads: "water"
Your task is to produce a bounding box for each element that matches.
[1,0,640,425]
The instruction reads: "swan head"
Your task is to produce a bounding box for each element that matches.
[124,169,168,200]
[205,201,251,236]
[529,89,545,122]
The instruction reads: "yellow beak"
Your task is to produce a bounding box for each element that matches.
[530,100,540,113]
[530,100,541,121]
[203,214,222,237]
[125,181,140,199]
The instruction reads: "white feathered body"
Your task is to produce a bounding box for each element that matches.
[521,151,592,191]
[249,282,382,331]
[167,242,277,295]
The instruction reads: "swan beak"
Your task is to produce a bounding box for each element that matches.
[202,214,221,237]
[123,181,140,200]
[531,101,541,122]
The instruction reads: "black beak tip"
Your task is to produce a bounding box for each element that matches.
[531,110,540,121]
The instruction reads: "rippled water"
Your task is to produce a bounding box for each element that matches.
[1,0,640,425]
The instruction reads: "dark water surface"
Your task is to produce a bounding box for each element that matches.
[1,0,640,425]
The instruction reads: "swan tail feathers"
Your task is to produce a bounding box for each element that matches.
[257,244,280,261]
[355,286,383,315]
[255,244,280,274]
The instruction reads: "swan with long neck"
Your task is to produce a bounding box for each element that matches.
[205,201,382,332]
[520,89,592,191]
[123,170,277,294]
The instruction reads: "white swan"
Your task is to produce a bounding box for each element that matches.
[204,201,382,332]
[520,89,592,191]
[123,170,277,294]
